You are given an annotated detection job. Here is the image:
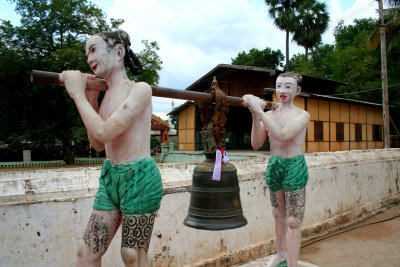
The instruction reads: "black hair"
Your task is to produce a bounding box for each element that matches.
[95,30,143,76]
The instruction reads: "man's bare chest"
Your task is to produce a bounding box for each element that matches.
[271,109,298,127]
[99,92,128,119]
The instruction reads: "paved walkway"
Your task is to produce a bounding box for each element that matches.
[237,204,400,267]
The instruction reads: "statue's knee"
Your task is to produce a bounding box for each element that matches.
[121,247,139,265]
[77,241,102,263]
[272,208,285,219]
[287,217,300,229]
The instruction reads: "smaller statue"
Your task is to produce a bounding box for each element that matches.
[243,72,310,267]
[201,120,217,154]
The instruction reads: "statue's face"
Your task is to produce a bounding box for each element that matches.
[86,35,114,77]
[275,76,299,104]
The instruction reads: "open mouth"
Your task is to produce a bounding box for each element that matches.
[280,95,287,100]
[91,64,97,71]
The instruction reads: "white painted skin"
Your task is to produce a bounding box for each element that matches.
[61,35,152,164]
[61,34,153,267]
[243,75,310,267]
[243,76,309,159]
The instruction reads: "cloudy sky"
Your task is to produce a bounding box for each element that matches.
[1,0,382,119]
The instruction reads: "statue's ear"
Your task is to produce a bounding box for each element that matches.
[297,86,302,95]
[115,44,125,60]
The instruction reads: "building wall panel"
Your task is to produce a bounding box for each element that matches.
[362,124,367,141]
[344,123,350,141]
[341,142,350,151]
[359,142,367,150]
[323,122,330,141]
[350,105,359,123]
[367,125,373,141]
[308,122,314,141]
[330,102,340,122]
[350,124,355,141]
[308,99,319,121]
[319,100,330,121]
[367,108,376,124]
[294,97,305,110]
[319,142,329,152]
[340,103,349,122]
[376,141,384,148]
[330,122,336,141]
[331,142,341,151]
[350,142,359,150]
[368,141,376,149]
[308,142,319,153]
[359,106,367,124]
[375,109,383,124]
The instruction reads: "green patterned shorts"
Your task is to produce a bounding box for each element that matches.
[93,158,163,215]
[266,154,309,192]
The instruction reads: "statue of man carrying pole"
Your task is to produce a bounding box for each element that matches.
[61,30,163,267]
[243,72,310,267]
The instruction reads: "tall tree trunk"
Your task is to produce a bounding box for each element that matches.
[286,28,290,71]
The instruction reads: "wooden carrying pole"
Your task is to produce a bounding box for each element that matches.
[30,70,277,109]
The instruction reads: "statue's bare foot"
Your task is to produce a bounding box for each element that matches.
[265,253,287,267]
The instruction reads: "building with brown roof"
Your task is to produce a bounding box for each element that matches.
[169,64,386,152]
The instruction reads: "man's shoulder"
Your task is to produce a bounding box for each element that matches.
[296,107,310,118]
[127,81,152,97]
[129,81,151,90]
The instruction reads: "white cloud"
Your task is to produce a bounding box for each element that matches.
[102,0,381,114]
[153,111,169,121]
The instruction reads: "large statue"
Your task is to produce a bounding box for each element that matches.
[61,30,163,266]
[243,72,310,267]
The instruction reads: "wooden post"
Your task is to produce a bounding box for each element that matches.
[379,0,390,148]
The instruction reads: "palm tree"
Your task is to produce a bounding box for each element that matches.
[292,0,329,59]
[365,7,400,52]
[265,0,302,71]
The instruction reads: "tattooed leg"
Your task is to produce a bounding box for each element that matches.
[121,213,156,267]
[285,188,306,267]
[267,189,287,267]
[77,209,121,267]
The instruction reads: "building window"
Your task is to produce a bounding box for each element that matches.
[314,121,323,141]
[355,124,362,141]
[373,125,382,141]
[336,122,344,141]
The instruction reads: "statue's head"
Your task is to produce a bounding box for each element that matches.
[86,30,142,78]
[275,72,302,104]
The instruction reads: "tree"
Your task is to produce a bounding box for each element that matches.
[265,0,302,71]
[289,44,335,78]
[365,8,400,53]
[170,115,179,130]
[231,47,284,69]
[292,0,329,58]
[0,0,163,163]
[134,40,163,85]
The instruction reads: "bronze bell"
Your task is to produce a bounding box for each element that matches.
[184,152,247,230]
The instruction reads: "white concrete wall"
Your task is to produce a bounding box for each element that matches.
[0,149,399,267]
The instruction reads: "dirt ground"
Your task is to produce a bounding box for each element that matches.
[299,204,400,267]
[238,204,400,267]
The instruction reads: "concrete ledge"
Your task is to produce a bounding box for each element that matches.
[0,149,399,266]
